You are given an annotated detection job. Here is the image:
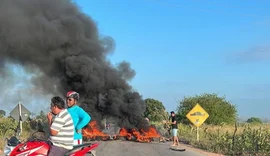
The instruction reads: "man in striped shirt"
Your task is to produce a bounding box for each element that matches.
[47,96,74,156]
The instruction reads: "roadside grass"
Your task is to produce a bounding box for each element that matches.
[152,121,270,155]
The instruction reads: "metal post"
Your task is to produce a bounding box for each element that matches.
[196,126,199,142]
[19,102,22,135]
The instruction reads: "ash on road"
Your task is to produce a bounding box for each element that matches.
[94,141,209,156]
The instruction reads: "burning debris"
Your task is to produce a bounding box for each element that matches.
[82,121,110,141]
[0,0,148,130]
[83,121,162,143]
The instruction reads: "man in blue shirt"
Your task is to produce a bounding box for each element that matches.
[66,91,91,145]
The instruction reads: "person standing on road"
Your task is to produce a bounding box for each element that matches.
[47,96,74,156]
[170,111,179,146]
[66,91,91,145]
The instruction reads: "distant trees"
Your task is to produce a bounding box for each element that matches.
[0,110,6,117]
[177,93,238,125]
[144,98,168,122]
[0,117,18,136]
[246,117,263,124]
[29,110,47,131]
[35,110,46,121]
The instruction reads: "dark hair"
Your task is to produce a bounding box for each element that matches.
[51,96,65,109]
[170,111,175,114]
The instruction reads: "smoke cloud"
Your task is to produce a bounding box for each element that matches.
[0,0,147,129]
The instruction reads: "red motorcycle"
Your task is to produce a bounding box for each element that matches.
[4,130,98,156]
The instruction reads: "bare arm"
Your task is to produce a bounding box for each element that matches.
[47,112,59,136]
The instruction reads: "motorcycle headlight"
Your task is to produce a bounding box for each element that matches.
[4,145,11,156]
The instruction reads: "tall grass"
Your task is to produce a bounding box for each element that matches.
[178,123,270,155]
[153,121,270,155]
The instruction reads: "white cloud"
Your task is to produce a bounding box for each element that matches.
[229,45,270,63]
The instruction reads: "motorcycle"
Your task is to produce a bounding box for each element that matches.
[4,130,98,156]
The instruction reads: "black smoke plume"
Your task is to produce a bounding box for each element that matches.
[0,0,148,129]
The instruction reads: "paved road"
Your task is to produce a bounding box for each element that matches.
[94,140,208,156]
[0,141,212,156]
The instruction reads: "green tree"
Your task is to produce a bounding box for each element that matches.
[246,117,262,124]
[36,110,47,120]
[0,117,18,136]
[177,93,237,125]
[144,98,167,122]
[0,110,6,117]
[29,110,48,131]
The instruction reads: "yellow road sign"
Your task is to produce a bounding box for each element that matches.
[186,104,209,127]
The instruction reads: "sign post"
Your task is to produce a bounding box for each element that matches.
[186,103,209,141]
[19,103,22,134]
[10,102,31,136]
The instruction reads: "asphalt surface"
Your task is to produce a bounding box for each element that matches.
[0,141,210,156]
[94,140,208,156]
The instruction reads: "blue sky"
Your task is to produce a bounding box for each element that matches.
[74,0,270,119]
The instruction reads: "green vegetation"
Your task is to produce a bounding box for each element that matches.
[247,117,263,124]
[0,111,48,151]
[177,123,270,155]
[144,98,168,122]
[152,121,270,155]
[0,117,19,150]
[146,93,269,155]
[176,93,237,125]
[0,110,6,117]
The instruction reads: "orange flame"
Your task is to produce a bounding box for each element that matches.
[119,128,128,136]
[118,126,160,142]
[83,120,161,142]
[82,121,109,140]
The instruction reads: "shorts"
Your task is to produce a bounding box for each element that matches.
[172,128,178,137]
[73,139,83,145]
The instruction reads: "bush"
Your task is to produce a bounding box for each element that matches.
[0,118,18,151]
[177,93,237,125]
[247,117,263,124]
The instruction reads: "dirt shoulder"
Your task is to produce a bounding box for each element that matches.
[177,143,224,156]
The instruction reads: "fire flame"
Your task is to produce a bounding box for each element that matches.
[83,120,161,142]
[82,121,109,140]
[118,126,160,142]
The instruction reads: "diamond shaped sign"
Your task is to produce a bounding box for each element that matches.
[10,103,31,122]
[186,104,209,127]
